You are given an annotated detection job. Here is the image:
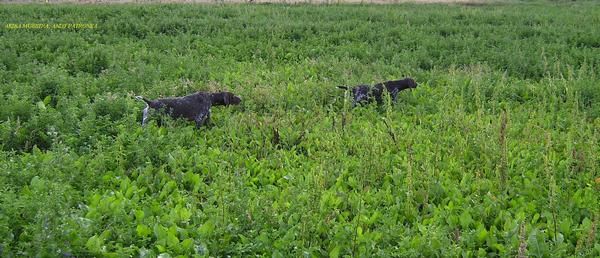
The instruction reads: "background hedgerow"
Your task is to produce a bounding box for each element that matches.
[1,1,599,257]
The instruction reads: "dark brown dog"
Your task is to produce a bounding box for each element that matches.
[338,78,417,107]
[135,91,241,128]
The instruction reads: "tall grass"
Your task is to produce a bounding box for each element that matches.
[0,1,599,257]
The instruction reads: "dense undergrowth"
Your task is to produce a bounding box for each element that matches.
[1,1,599,257]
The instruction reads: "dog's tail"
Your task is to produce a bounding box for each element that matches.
[135,96,152,106]
[337,86,349,90]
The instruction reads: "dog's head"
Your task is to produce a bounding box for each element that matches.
[404,77,418,89]
[210,92,242,106]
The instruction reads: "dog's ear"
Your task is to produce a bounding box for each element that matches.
[225,93,232,105]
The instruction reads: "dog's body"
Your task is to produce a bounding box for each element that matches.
[136,91,241,127]
[338,78,417,107]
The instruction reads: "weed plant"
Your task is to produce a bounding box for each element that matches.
[1,2,599,256]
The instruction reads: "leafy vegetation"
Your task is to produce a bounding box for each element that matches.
[1,1,599,257]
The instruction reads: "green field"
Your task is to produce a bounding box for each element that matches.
[1,1,600,257]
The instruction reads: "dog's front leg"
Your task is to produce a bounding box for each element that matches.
[194,108,211,128]
[390,88,400,103]
[141,107,150,126]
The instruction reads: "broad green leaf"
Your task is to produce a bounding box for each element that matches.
[329,246,341,258]
[199,220,214,237]
[85,235,103,253]
[476,225,488,243]
[135,210,145,222]
[137,224,151,237]
[43,95,52,105]
[460,211,473,229]
[181,238,193,251]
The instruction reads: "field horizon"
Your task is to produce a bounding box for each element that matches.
[0,0,500,4]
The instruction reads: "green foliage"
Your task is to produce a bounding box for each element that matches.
[1,1,600,257]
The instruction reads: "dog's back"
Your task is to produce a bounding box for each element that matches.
[135,91,241,127]
[155,92,211,121]
[340,77,417,106]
